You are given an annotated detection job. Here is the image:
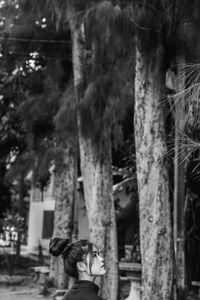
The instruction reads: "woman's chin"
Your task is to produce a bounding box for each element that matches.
[100,269,106,275]
[93,269,106,276]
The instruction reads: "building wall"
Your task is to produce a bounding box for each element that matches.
[27,175,136,254]
[27,201,43,253]
[27,170,55,254]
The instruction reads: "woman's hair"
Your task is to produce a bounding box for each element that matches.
[49,237,93,278]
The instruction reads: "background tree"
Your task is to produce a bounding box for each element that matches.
[0,0,76,271]
[45,2,136,298]
[70,3,136,298]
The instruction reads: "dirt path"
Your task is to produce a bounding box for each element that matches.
[0,286,55,300]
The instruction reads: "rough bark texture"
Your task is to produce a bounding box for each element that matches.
[79,137,118,300]
[70,18,118,300]
[16,171,25,258]
[50,142,77,288]
[134,46,173,300]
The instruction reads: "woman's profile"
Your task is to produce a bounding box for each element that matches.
[49,237,105,300]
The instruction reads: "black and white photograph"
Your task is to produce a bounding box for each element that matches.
[0,1,200,299]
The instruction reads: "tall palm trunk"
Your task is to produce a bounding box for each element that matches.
[50,141,77,288]
[70,17,118,300]
[134,45,173,300]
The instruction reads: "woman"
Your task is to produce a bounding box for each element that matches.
[49,238,105,300]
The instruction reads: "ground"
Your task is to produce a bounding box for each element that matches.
[0,273,57,300]
[0,246,57,300]
[0,286,54,300]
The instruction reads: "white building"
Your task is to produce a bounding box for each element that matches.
[27,170,135,254]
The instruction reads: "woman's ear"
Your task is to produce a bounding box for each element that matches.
[77,261,87,272]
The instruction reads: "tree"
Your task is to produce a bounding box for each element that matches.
[0,0,76,270]
[69,3,118,298]
[134,43,173,300]
[50,85,78,288]
[0,60,32,256]
[70,2,136,298]
[126,1,200,299]
[47,2,134,298]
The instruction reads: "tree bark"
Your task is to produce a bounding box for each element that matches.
[16,171,25,258]
[79,137,118,300]
[70,17,118,300]
[134,45,173,300]
[50,142,77,288]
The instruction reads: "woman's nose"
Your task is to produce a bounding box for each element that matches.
[98,255,104,262]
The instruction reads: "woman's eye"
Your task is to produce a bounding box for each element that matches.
[92,250,104,257]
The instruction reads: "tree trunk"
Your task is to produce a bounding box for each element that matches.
[50,142,77,288]
[134,45,173,300]
[16,171,25,258]
[174,57,186,299]
[70,18,118,300]
[79,137,118,300]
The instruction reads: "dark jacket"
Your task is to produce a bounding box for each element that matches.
[63,280,103,300]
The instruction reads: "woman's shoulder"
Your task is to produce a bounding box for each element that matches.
[87,295,103,300]
[80,294,103,300]
[62,291,103,300]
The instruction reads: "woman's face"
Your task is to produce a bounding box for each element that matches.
[86,246,106,276]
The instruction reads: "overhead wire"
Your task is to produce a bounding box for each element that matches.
[0,36,71,44]
[0,35,72,60]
